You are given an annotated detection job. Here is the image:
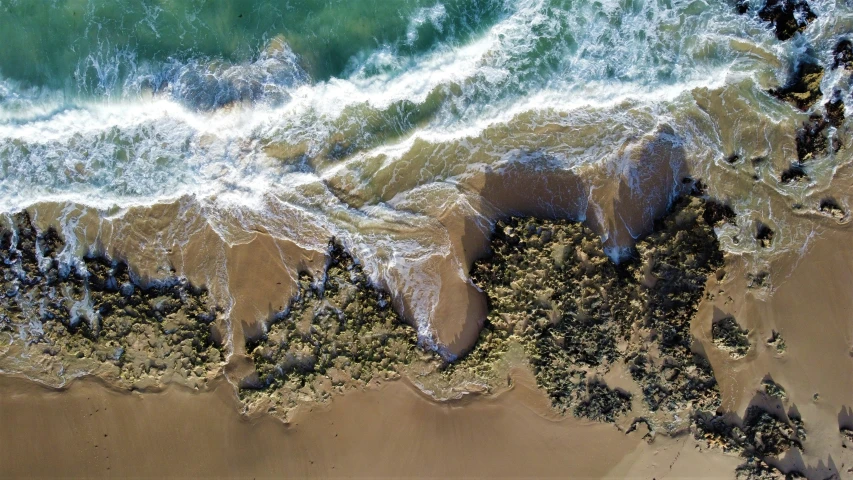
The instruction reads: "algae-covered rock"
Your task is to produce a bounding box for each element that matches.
[819,198,847,220]
[0,212,224,389]
[780,163,808,184]
[742,406,804,456]
[694,402,806,465]
[761,378,787,400]
[766,330,787,354]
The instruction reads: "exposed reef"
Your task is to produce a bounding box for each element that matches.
[240,194,731,425]
[468,194,726,419]
[0,212,224,389]
[240,241,424,414]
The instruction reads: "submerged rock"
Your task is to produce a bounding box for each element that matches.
[0,212,224,389]
[704,200,737,227]
[769,61,824,111]
[757,0,816,41]
[755,223,775,248]
[761,377,787,400]
[766,330,787,354]
[695,401,806,474]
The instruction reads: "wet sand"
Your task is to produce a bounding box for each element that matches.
[1,369,659,479]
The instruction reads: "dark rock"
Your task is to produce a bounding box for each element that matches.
[742,405,803,456]
[755,223,775,248]
[826,92,845,128]
[795,114,828,162]
[703,200,737,227]
[833,39,853,71]
[768,61,824,111]
[766,330,787,353]
[735,458,787,479]
[819,198,847,219]
[761,377,787,400]
[695,403,806,466]
[0,212,223,387]
[780,163,807,184]
[757,0,816,41]
[244,240,421,395]
[470,195,725,417]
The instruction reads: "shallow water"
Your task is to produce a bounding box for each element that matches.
[1,0,851,359]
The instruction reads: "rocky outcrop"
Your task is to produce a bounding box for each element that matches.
[769,61,824,111]
[0,212,223,389]
[573,381,632,422]
[757,0,816,41]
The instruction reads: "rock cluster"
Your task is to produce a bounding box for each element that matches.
[0,212,223,389]
[695,375,808,477]
[240,240,424,412]
[825,92,845,128]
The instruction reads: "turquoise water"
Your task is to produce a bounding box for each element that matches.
[0,0,851,347]
[1,0,503,97]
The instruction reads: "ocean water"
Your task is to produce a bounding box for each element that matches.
[1,0,851,353]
